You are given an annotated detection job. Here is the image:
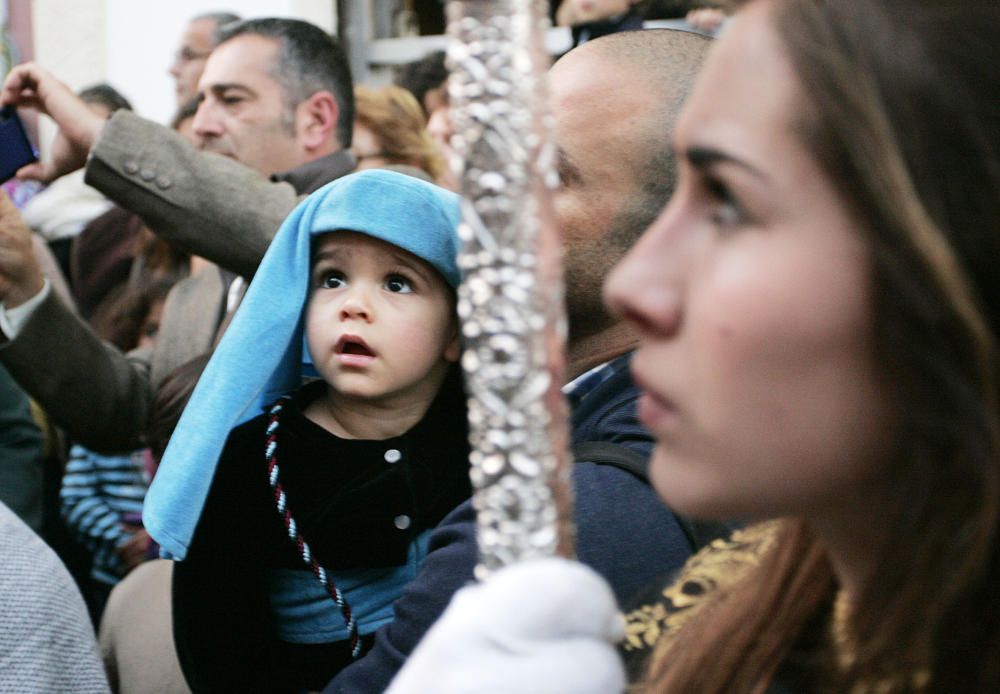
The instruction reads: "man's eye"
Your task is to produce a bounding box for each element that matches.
[320,271,345,289]
[385,275,413,293]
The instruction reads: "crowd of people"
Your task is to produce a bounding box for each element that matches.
[0,0,996,692]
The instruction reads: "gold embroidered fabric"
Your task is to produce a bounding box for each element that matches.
[621,521,933,692]
[620,521,780,690]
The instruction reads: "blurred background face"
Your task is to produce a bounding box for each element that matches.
[169,17,217,107]
[604,2,896,525]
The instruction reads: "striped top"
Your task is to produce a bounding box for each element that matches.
[60,445,149,585]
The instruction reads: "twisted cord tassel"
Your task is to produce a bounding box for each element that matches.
[266,398,361,658]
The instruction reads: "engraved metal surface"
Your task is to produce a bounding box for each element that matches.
[445,0,575,579]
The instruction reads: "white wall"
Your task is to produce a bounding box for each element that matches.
[106,0,336,126]
[31,0,336,151]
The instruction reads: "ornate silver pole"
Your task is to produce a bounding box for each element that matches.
[446,0,575,579]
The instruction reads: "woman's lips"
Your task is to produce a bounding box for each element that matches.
[631,363,680,432]
[636,390,680,432]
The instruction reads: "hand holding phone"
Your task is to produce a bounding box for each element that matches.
[2,63,107,182]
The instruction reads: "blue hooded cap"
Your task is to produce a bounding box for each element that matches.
[144,170,462,560]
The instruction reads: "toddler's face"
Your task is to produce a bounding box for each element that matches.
[305,232,459,408]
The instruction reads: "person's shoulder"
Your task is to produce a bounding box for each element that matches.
[620,522,782,677]
[0,505,109,691]
[0,502,95,630]
[570,354,645,433]
[227,409,271,444]
[213,410,272,482]
[0,504,58,582]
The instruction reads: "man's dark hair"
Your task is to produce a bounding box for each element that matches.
[217,17,355,148]
[395,50,447,116]
[78,83,132,114]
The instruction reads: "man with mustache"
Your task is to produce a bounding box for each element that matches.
[0,17,356,452]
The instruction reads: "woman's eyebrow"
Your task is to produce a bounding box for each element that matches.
[686,145,768,181]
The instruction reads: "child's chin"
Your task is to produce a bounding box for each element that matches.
[335,385,384,400]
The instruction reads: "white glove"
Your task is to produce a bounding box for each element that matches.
[386,557,626,694]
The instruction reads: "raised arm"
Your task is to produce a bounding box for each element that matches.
[84,111,298,278]
[2,63,299,278]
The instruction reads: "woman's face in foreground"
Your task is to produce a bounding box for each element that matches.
[604,1,896,522]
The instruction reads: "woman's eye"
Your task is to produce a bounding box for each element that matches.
[705,177,746,228]
[320,271,346,289]
[385,275,414,293]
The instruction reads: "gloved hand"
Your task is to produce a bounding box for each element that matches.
[386,557,626,694]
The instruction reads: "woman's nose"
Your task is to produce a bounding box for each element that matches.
[604,204,686,339]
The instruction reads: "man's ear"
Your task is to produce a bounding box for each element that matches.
[297,90,340,152]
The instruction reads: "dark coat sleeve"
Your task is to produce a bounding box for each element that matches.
[0,290,153,453]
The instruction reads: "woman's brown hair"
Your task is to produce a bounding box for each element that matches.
[649,0,1000,691]
[353,85,445,181]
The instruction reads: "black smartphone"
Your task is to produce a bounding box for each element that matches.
[0,106,38,184]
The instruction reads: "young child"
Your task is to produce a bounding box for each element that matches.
[143,170,471,692]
